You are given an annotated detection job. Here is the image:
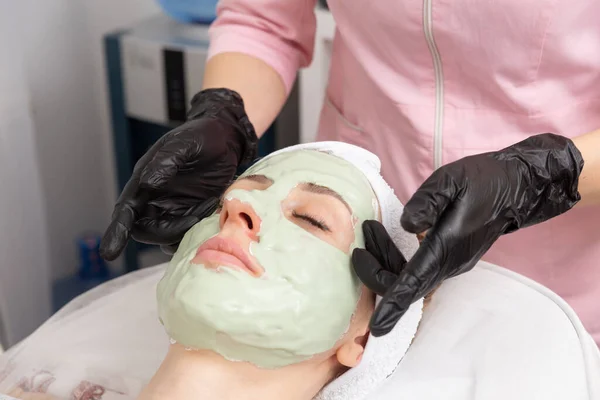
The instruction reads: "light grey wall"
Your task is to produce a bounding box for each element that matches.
[0,2,51,346]
[20,0,160,281]
[0,0,161,346]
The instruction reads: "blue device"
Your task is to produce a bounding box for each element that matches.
[156,0,219,24]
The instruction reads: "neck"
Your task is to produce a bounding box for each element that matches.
[137,344,338,400]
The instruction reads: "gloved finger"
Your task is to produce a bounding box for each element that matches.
[100,205,136,261]
[369,232,443,336]
[363,220,407,275]
[140,128,205,190]
[352,248,399,296]
[400,169,461,234]
[132,215,200,245]
[369,272,420,336]
[184,196,220,218]
[134,197,219,252]
[99,178,149,261]
[145,196,220,219]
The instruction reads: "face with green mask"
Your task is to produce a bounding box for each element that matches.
[157,150,378,369]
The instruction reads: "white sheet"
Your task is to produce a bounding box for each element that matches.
[370,262,600,400]
[1,262,598,399]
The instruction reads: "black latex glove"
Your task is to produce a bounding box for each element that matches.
[353,133,584,336]
[100,88,258,261]
[353,220,410,297]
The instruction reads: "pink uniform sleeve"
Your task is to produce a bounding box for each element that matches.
[207,0,318,94]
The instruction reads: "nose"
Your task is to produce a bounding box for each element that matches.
[220,198,262,241]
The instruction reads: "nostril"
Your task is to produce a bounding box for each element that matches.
[240,212,253,230]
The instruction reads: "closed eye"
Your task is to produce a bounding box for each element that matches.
[292,211,331,232]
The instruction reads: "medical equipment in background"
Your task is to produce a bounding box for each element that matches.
[51,234,114,312]
[156,0,218,24]
[104,15,300,272]
[78,234,109,280]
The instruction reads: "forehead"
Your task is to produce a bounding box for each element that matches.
[241,150,377,221]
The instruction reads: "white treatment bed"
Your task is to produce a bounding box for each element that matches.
[0,262,599,400]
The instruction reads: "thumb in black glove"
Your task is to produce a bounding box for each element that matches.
[100,88,258,261]
[353,133,584,336]
[353,220,409,296]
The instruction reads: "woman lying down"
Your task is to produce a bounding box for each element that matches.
[1,142,599,400]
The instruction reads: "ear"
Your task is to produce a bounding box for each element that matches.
[335,327,370,368]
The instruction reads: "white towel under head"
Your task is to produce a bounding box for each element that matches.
[260,142,424,400]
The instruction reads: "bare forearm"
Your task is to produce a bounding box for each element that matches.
[573,129,600,206]
[202,53,287,138]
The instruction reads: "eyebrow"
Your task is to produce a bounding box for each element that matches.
[300,182,352,214]
[234,176,352,213]
[220,174,273,204]
[237,174,273,184]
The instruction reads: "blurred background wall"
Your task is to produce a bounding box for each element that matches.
[0,0,160,347]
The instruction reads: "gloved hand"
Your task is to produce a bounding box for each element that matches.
[100,88,258,261]
[353,220,410,297]
[353,133,584,336]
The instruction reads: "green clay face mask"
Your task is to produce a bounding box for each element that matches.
[157,150,377,368]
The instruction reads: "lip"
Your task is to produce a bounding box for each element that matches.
[194,236,262,276]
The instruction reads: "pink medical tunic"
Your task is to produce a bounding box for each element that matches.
[207,0,600,344]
